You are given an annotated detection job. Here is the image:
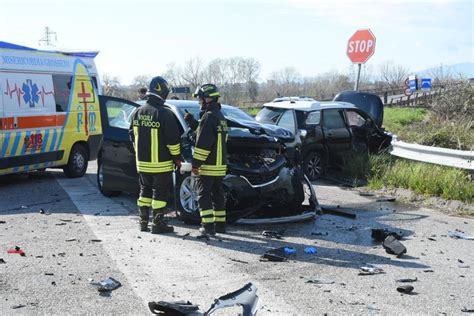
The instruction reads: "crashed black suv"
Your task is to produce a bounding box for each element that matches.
[255,92,392,180]
[97,97,318,224]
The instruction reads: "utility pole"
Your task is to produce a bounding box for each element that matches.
[39,27,57,47]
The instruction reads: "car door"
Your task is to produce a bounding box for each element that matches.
[321,109,351,161]
[98,95,139,193]
[345,108,389,153]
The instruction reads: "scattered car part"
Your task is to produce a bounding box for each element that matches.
[7,246,25,256]
[383,235,407,257]
[304,247,317,254]
[320,205,357,219]
[371,229,403,242]
[261,230,284,239]
[359,267,385,275]
[396,277,417,283]
[306,278,334,284]
[148,300,199,315]
[461,307,474,313]
[260,247,290,262]
[375,196,396,202]
[204,282,259,316]
[92,277,121,292]
[396,285,414,294]
[0,258,5,264]
[448,231,474,240]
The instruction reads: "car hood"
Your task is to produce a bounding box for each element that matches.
[226,117,294,142]
[333,91,384,128]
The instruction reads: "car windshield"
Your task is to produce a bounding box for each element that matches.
[255,107,285,124]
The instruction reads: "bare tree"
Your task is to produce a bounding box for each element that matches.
[378,61,410,90]
[101,74,121,96]
[131,75,151,90]
[181,57,205,89]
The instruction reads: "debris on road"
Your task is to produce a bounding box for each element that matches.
[375,196,396,202]
[91,277,122,292]
[423,269,434,273]
[260,248,290,262]
[65,238,77,242]
[229,258,249,264]
[396,277,417,283]
[89,239,102,243]
[181,233,190,240]
[396,285,414,294]
[205,282,258,316]
[7,246,25,256]
[284,247,297,255]
[11,304,26,309]
[461,307,474,313]
[359,267,385,276]
[55,223,66,226]
[304,247,317,254]
[59,219,72,222]
[0,220,6,224]
[383,235,407,257]
[367,303,379,311]
[0,258,5,264]
[39,208,51,215]
[320,205,357,218]
[311,231,328,236]
[45,273,54,276]
[371,229,403,242]
[148,300,199,315]
[359,191,375,196]
[306,278,335,284]
[262,230,284,239]
[448,230,474,240]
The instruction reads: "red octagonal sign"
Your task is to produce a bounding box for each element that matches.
[347,29,376,64]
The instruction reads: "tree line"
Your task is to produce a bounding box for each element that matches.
[101,58,460,106]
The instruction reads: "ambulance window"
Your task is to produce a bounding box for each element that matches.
[91,76,98,89]
[52,75,71,112]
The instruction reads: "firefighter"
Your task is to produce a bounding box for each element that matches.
[129,76,182,234]
[191,84,228,236]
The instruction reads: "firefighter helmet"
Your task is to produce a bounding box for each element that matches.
[192,84,220,99]
[147,76,171,100]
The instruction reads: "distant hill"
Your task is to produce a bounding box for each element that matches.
[417,62,474,79]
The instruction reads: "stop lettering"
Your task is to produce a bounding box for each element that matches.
[347,29,376,64]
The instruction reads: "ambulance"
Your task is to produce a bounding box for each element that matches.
[0,41,102,177]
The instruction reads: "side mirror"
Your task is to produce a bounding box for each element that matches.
[298,129,307,138]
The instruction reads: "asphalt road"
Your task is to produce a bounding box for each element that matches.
[1,162,473,315]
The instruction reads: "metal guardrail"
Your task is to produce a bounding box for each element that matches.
[390,135,474,171]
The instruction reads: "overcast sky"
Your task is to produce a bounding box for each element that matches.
[1,0,472,84]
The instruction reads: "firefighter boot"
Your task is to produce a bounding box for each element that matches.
[138,206,150,232]
[199,223,216,237]
[151,209,174,234]
[215,222,226,234]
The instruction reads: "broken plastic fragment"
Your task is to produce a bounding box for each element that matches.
[396,277,417,283]
[359,267,385,275]
[383,235,407,257]
[205,282,259,316]
[7,246,25,256]
[304,247,317,254]
[396,285,414,294]
[148,300,199,315]
[92,277,121,292]
[306,278,334,284]
[284,247,296,254]
[262,230,284,239]
[448,231,474,240]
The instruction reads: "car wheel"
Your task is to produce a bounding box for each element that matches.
[175,172,200,224]
[97,160,121,197]
[63,144,88,178]
[303,151,324,181]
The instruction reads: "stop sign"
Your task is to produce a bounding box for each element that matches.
[347,29,376,64]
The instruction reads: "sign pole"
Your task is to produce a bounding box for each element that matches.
[354,63,361,91]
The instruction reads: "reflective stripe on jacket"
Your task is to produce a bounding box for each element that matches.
[192,102,228,177]
[129,96,181,173]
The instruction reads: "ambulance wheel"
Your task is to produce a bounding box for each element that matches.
[63,144,89,178]
[97,160,121,197]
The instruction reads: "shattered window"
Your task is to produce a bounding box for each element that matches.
[322,109,346,129]
[306,111,321,125]
[346,110,367,127]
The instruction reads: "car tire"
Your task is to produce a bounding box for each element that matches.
[63,144,89,178]
[97,160,121,197]
[303,151,324,181]
[175,172,201,224]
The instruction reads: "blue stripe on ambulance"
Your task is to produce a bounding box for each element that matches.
[1,132,11,158]
[13,131,30,172]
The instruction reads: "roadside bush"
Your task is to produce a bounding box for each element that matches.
[431,80,474,121]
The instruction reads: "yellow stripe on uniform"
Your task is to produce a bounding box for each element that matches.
[151,128,159,163]
[200,209,214,217]
[194,147,210,155]
[217,133,222,166]
[151,199,167,209]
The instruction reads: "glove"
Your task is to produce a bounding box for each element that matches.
[174,160,182,169]
[191,166,199,175]
[184,111,194,122]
